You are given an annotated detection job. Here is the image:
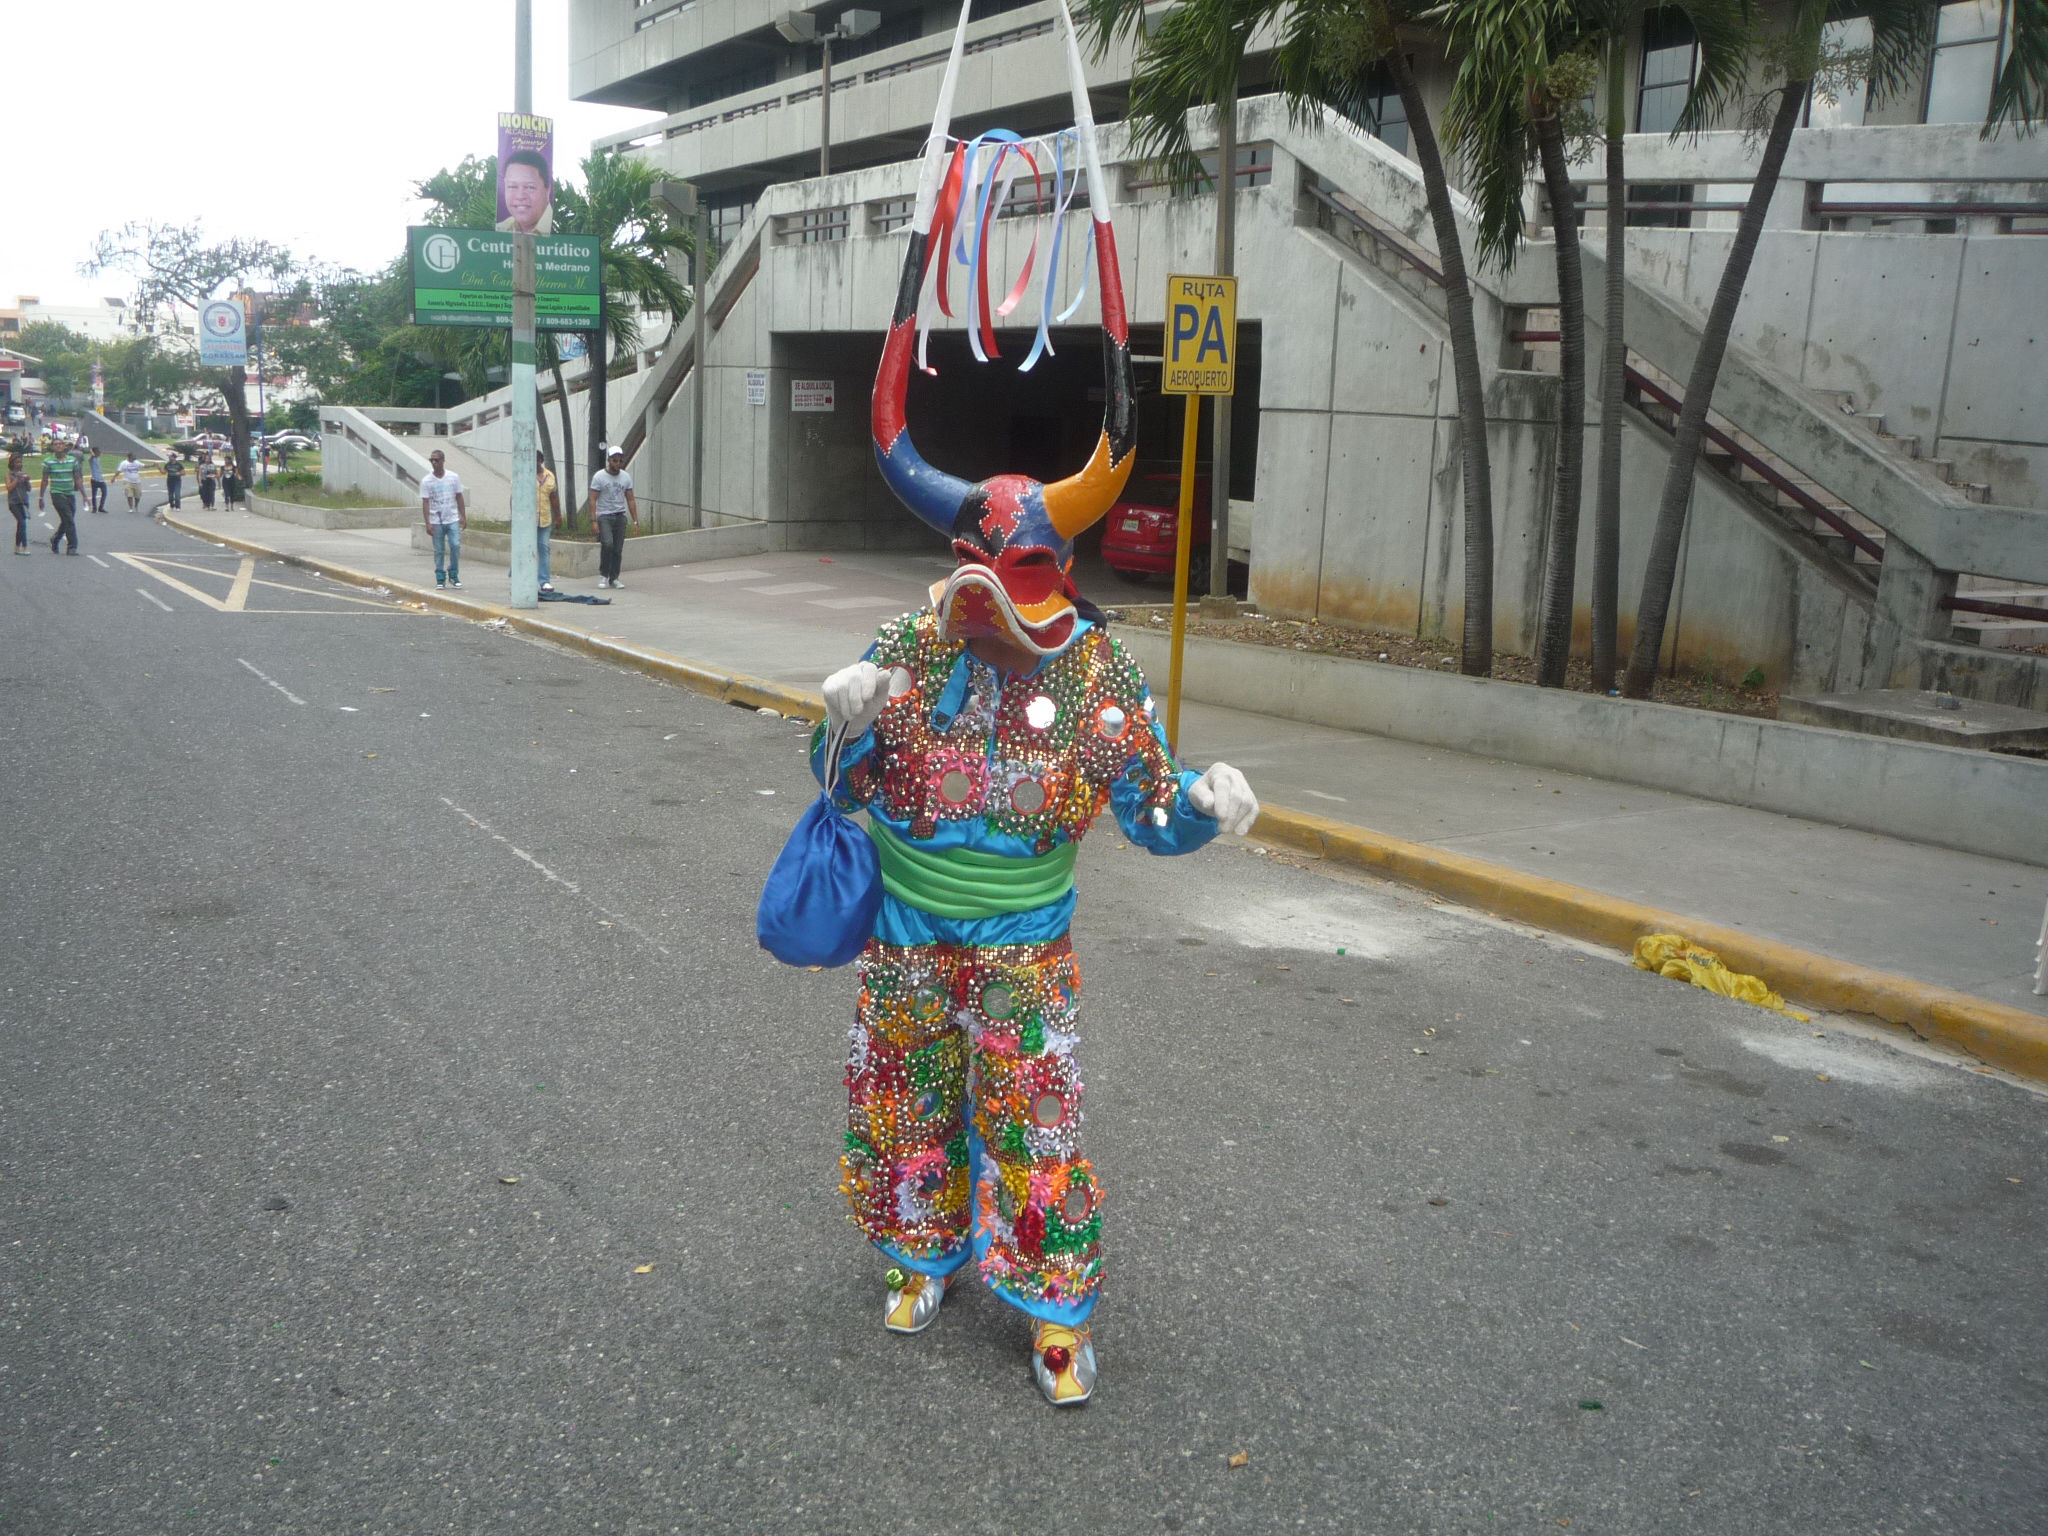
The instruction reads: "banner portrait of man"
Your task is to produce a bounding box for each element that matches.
[496,113,556,236]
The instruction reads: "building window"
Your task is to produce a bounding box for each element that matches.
[1362,65,1408,152]
[1925,0,2005,123]
[635,0,698,31]
[835,8,921,62]
[689,59,775,107]
[1807,16,1872,126]
[969,0,1037,18]
[1636,8,1698,133]
[708,199,754,250]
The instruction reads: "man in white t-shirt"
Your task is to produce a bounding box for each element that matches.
[116,455,145,511]
[589,446,638,589]
[419,449,468,589]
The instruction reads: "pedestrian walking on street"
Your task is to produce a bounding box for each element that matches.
[164,450,184,510]
[85,441,107,513]
[419,449,467,589]
[6,454,30,553]
[198,456,218,509]
[222,458,244,508]
[589,447,637,590]
[39,446,80,554]
[535,450,559,593]
[116,453,144,511]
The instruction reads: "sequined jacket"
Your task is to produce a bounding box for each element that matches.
[813,611,1218,946]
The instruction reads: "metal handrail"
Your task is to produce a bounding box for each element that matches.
[1302,179,1444,286]
[1623,365,1887,564]
[1944,593,2048,621]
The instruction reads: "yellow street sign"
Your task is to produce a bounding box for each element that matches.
[1162,274,1237,396]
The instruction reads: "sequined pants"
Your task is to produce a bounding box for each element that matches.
[840,936,1104,1323]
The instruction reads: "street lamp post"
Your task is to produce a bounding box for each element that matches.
[775,9,879,178]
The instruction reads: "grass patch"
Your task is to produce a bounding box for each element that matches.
[256,480,407,511]
[464,518,654,542]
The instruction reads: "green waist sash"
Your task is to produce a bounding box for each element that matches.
[867,821,1077,919]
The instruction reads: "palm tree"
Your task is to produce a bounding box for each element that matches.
[1620,0,1932,697]
[1437,0,1601,688]
[1085,0,1263,600]
[1441,0,1746,690]
[1584,0,1745,694]
[552,149,694,528]
[1987,0,2046,133]
[1277,0,1501,675]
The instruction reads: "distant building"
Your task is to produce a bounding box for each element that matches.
[0,295,141,342]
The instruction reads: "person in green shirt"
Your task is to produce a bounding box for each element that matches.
[39,450,80,554]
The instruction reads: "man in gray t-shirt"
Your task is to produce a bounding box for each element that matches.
[589,447,639,589]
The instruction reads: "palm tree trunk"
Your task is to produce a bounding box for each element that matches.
[1390,49,1495,677]
[549,358,576,532]
[583,296,608,529]
[1590,36,1627,695]
[1533,110,1587,688]
[1621,77,1806,698]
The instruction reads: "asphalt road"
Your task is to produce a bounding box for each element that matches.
[4,507,2046,1535]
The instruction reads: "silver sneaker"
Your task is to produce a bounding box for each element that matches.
[1031,1321,1097,1406]
[883,1267,952,1335]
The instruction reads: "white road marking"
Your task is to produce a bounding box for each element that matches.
[135,587,174,612]
[684,568,773,583]
[440,797,670,956]
[86,554,111,568]
[1302,789,1347,803]
[236,656,306,706]
[809,595,912,610]
[745,581,834,596]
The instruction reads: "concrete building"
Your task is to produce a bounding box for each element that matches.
[338,2,2045,700]
[0,296,141,343]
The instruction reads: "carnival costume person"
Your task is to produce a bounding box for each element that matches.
[812,0,1259,1407]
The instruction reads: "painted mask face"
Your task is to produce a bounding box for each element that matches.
[872,0,1133,660]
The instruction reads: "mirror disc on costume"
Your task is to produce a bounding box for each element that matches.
[1025,694,1058,730]
[887,666,915,698]
[1062,1187,1090,1222]
[981,983,1017,1020]
[939,768,975,804]
[911,985,944,1018]
[1010,778,1047,814]
[1096,704,1128,740]
[913,1087,943,1120]
[1032,1092,1065,1128]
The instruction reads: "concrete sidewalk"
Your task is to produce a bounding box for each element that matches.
[166,503,2048,1020]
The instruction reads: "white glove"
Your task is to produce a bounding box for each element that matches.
[1188,762,1259,836]
[822,660,889,737]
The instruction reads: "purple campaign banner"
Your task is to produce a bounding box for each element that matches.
[496,112,555,236]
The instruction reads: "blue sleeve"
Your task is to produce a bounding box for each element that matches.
[1108,701,1219,855]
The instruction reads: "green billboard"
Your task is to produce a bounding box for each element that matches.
[408,227,601,331]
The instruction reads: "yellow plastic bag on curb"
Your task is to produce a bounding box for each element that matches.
[1631,933,1811,1021]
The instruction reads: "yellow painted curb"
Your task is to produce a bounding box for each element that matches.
[160,513,826,722]
[162,513,2048,1084]
[1252,805,2048,1085]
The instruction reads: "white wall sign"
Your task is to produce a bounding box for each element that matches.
[746,369,768,406]
[791,378,835,413]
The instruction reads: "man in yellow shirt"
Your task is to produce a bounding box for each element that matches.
[534,451,560,593]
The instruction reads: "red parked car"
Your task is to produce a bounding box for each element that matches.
[1100,469,1215,587]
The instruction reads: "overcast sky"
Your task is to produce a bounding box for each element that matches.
[4,0,662,309]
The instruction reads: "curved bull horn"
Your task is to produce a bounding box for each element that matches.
[1039,0,1135,542]
[871,0,976,537]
